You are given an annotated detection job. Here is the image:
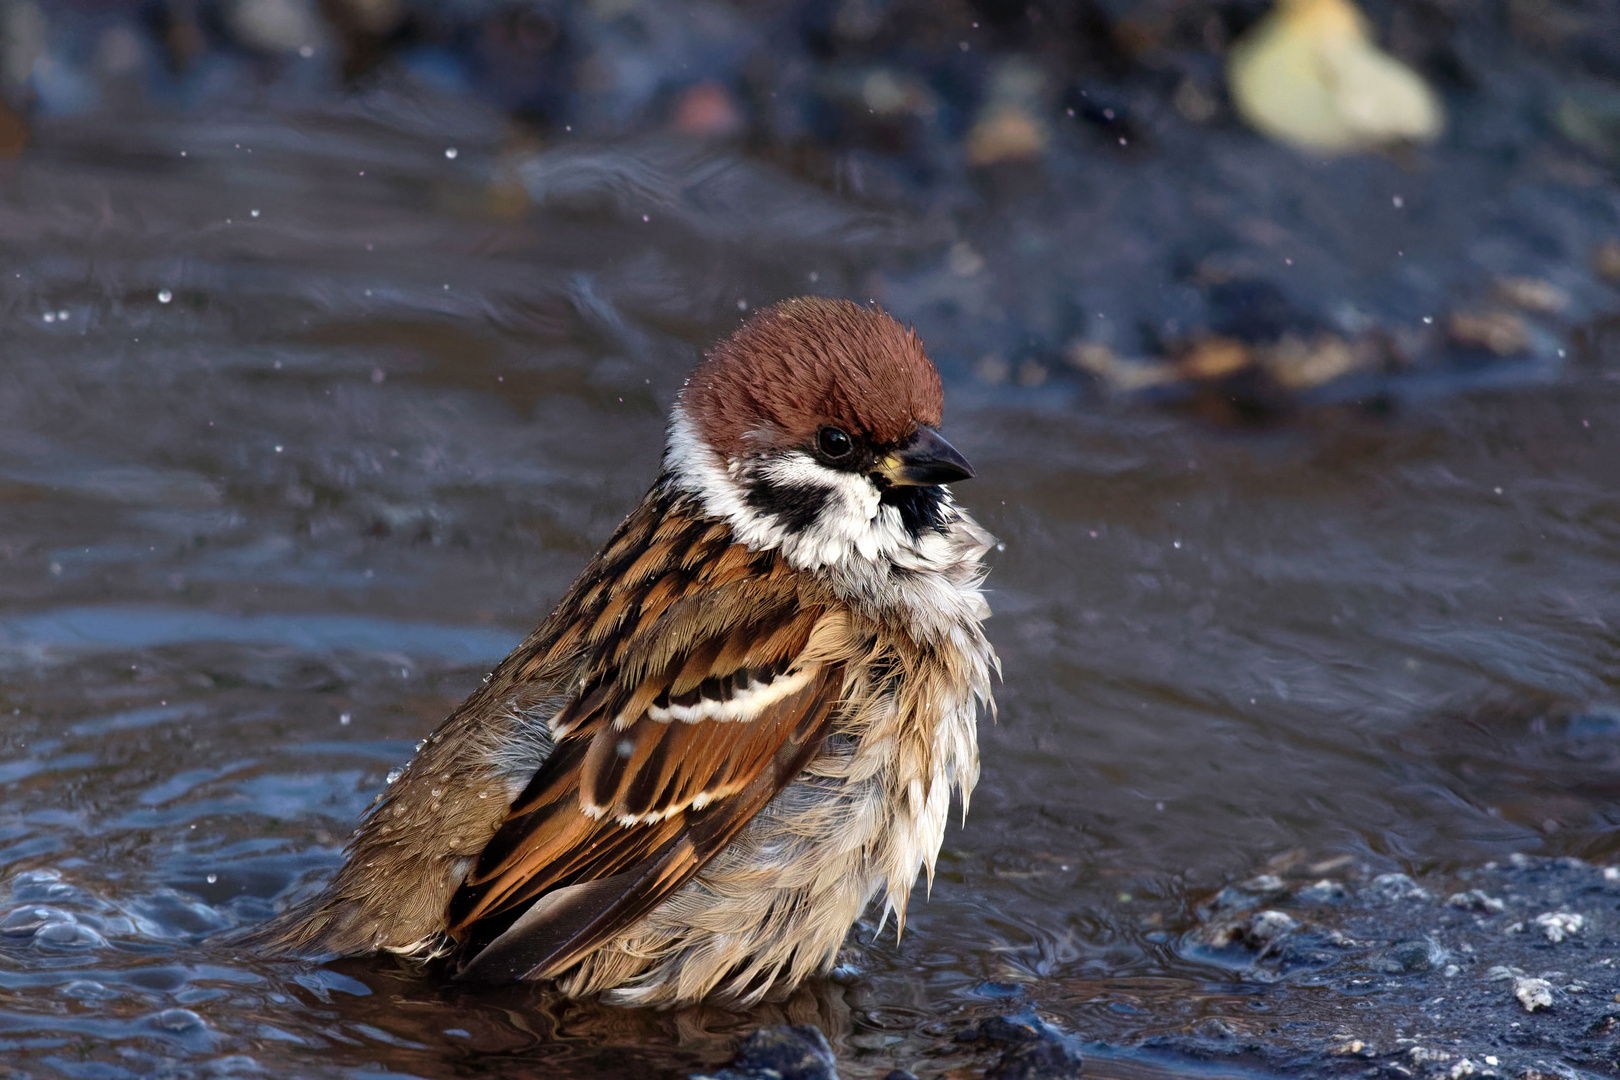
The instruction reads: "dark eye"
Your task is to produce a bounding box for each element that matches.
[817,426,853,460]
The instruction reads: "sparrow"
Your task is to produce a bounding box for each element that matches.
[251,297,998,1007]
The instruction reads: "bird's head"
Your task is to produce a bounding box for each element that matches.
[667,297,974,572]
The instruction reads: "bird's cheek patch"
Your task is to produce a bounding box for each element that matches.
[743,472,832,535]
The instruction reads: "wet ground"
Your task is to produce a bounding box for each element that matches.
[3,3,1620,1078]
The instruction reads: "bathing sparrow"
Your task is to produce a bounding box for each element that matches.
[253,297,997,1007]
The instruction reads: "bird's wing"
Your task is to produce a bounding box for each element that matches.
[446,509,847,983]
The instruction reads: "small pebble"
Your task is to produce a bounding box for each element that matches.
[1531,911,1584,943]
[1447,889,1505,913]
[1514,976,1554,1012]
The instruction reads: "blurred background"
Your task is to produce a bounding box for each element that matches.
[0,1,1618,1077]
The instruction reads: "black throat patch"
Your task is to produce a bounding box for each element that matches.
[743,476,832,535]
[880,483,946,538]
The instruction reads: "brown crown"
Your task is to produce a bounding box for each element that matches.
[680,297,944,460]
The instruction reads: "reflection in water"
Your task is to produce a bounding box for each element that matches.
[0,100,1616,1078]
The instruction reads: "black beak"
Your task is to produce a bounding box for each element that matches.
[878,426,975,486]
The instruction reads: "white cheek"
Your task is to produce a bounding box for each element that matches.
[758,452,883,563]
[663,405,986,626]
[762,456,911,573]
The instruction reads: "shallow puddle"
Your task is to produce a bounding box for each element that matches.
[0,98,1617,1078]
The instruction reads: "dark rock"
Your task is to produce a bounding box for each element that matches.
[979,1013,1044,1047]
[957,1007,1084,1080]
[1374,937,1439,974]
[985,1037,1085,1080]
[694,1025,838,1080]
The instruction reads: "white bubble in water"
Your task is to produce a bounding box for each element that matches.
[152,1008,205,1033]
[37,921,102,947]
[206,873,217,884]
[158,289,173,304]
[61,980,112,1000]
[340,712,351,725]
[386,767,404,784]
[1,906,58,937]
[444,147,458,160]
[42,312,54,323]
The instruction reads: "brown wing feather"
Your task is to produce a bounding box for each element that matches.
[448,664,841,982]
[444,506,843,983]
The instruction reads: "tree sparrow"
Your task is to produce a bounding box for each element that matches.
[251,297,998,1007]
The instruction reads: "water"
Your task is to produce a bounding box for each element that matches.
[1,96,1618,1078]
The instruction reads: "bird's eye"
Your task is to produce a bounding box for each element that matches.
[817,426,853,460]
